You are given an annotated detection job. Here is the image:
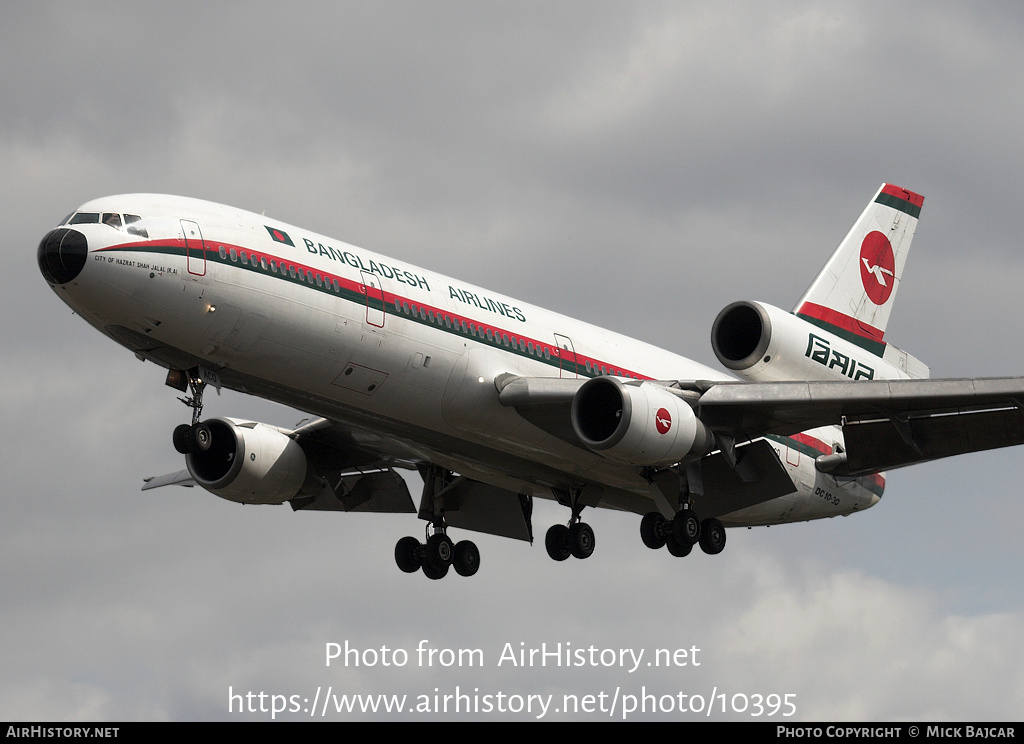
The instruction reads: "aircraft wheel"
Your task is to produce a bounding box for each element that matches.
[640,512,668,550]
[698,518,727,555]
[421,560,449,580]
[193,422,213,451]
[425,533,454,570]
[545,524,572,561]
[666,533,693,557]
[570,522,595,559]
[394,536,422,573]
[673,510,701,546]
[173,424,196,454]
[453,540,480,577]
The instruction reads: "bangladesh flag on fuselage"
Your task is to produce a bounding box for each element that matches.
[265,225,295,246]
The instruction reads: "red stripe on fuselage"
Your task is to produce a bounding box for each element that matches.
[95,240,653,381]
[789,431,885,490]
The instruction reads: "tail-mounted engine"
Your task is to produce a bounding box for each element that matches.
[710,300,925,382]
[185,418,314,504]
[571,377,713,467]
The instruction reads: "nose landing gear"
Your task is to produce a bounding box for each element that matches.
[168,367,219,454]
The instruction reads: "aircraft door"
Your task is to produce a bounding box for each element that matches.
[553,333,578,378]
[181,219,207,276]
[360,271,386,328]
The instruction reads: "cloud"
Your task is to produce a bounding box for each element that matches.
[4,0,1024,721]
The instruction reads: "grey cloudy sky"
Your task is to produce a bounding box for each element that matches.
[3,1,1024,721]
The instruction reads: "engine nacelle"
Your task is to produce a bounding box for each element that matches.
[711,300,920,382]
[186,418,311,505]
[571,377,712,467]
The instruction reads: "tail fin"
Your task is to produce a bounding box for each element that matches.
[794,184,923,357]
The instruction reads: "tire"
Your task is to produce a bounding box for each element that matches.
[193,422,213,451]
[698,518,727,555]
[666,533,693,557]
[425,533,454,570]
[394,536,422,573]
[421,560,449,580]
[673,510,701,546]
[570,522,595,559]
[453,540,480,577]
[640,512,667,550]
[545,524,572,561]
[173,424,195,454]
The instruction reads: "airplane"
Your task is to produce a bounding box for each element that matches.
[37,184,1024,579]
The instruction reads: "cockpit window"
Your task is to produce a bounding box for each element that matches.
[63,211,149,238]
[124,214,148,238]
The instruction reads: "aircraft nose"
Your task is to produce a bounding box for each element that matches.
[38,228,88,284]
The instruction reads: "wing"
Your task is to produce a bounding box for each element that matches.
[143,417,535,541]
[693,377,1024,476]
[143,417,418,513]
[497,374,1024,477]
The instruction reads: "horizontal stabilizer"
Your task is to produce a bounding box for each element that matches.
[141,470,195,490]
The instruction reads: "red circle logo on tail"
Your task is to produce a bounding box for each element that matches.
[655,408,672,435]
[859,231,896,305]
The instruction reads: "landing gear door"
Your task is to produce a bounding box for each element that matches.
[553,333,577,378]
[181,219,207,277]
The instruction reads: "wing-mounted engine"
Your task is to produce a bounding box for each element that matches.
[711,300,926,383]
[185,418,315,504]
[570,377,714,467]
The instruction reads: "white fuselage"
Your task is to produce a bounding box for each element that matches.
[42,194,882,526]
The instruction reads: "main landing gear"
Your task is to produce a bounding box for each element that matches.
[544,521,595,561]
[396,466,480,579]
[394,527,480,580]
[545,488,595,562]
[640,510,726,557]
